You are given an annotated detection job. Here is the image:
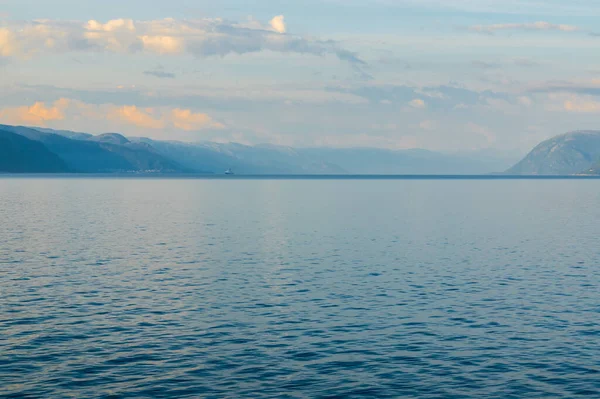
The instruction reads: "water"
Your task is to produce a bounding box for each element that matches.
[1,177,599,398]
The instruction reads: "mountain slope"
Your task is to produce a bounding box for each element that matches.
[582,161,600,175]
[35,127,93,141]
[506,131,600,175]
[0,125,184,173]
[0,129,70,173]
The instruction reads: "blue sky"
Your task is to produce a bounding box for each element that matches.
[2,0,600,153]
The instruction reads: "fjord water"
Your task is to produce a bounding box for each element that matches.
[1,178,599,399]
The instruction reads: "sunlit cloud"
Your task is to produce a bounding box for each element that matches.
[0,99,69,125]
[269,15,286,34]
[563,96,600,113]
[0,27,16,56]
[409,99,426,108]
[0,17,364,65]
[0,98,224,132]
[108,105,165,129]
[171,108,224,131]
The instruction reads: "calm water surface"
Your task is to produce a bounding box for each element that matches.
[1,178,599,398]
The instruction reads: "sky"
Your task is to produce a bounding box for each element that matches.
[1,0,600,154]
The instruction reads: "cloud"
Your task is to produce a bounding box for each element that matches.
[563,97,600,113]
[328,84,507,110]
[0,98,224,133]
[518,96,533,107]
[0,27,15,56]
[108,105,165,129]
[513,58,540,68]
[0,98,69,125]
[396,0,600,16]
[108,105,225,130]
[171,108,224,130]
[529,80,600,97]
[472,60,501,69]
[0,17,364,66]
[144,67,176,79]
[139,34,183,54]
[409,99,426,108]
[469,21,580,34]
[269,15,286,34]
[419,120,437,130]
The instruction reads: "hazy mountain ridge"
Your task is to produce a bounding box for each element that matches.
[134,138,348,175]
[0,124,523,175]
[0,125,183,173]
[506,131,600,175]
[0,129,71,173]
[295,147,516,175]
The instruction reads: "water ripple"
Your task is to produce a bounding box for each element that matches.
[1,178,600,398]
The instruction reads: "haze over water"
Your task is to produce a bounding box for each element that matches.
[1,178,599,398]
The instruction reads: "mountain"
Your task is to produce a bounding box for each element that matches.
[1,123,519,174]
[506,131,600,175]
[133,139,347,174]
[0,129,70,173]
[89,133,131,145]
[133,139,515,175]
[35,127,94,141]
[0,125,184,173]
[296,147,513,175]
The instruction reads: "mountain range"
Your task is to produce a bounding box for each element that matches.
[2,124,600,175]
[0,124,519,175]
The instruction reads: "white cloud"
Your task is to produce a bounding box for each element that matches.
[139,35,183,54]
[0,17,363,65]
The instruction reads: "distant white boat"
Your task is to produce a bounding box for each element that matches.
[224,168,234,175]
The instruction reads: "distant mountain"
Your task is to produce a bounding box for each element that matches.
[133,139,516,175]
[133,139,347,174]
[1,123,519,175]
[0,129,70,173]
[297,147,513,175]
[0,125,184,173]
[506,131,600,175]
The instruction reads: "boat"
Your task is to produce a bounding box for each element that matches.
[224,168,234,175]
